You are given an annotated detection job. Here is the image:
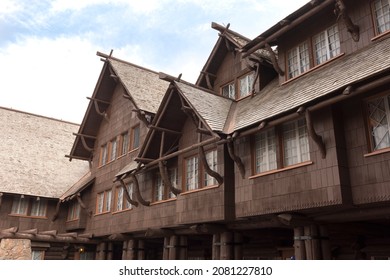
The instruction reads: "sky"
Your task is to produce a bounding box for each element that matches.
[0,0,309,124]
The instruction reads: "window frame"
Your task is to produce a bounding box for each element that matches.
[130,124,140,151]
[30,198,48,218]
[238,72,255,99]
[114,182,133,212]
[96,190,112,215]
[99,143,108,166]
[119,131,129,157]
[153,167,178,203]
[372,0,390,36]
[364,92,390,153]
[108,137,118,162]
[221,81,235,99]
[313,24,341,66]
[10,195,48,218]
[67,199,81,221]
[287,41,311,79]
[183,149,218,193]
[251,118,311,176]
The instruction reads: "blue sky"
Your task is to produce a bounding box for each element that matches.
[0,0,308,123]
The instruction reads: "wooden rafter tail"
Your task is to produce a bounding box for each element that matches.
[148,125,181,135]
[40,230,57,237]
[334,0,359,42]
[19,228,38,235]
[93,99,109,121]
[305,109,326,159]
[264,43,284,76]
[198,145,224,186]
[129,174,150,206]
[57,232,78,238]
[226,139,246,179]
[51,200,61,222]
[80,135,94,152]
[79,233,94,238]
[134,109,151,126]
[120,179,139,207]
[1,227,18,234]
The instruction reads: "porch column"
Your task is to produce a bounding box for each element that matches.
[107,242,113,260]
[234,232,243,260]
[294,227,306,260]
[163,237,170,260]
[220,232,234,260]
[137,240,145,260]
[212,233,221,260]
[168,235,179,260]
[127,239,138,260]
[179,236,188,260]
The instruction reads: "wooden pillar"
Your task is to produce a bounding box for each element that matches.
[319,225,331,260]
[169,235,179,260]
[179,236,188,260]
[304,226,313,260]
[122,240,128,260]
[96,242,107,260]
[163,237,170,260]
[220,232,233,260]
[127,239,138,260]
[294,227,306,260]
[234,233,243,260]
[107,242,113,260]
[137,240,145,260]
[212,233,221,260]
[311,225,321,260]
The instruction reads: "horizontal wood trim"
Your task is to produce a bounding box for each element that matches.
[249,161,313,179]
[112,208,133,215]
[150,197,177,206]
[180,184,220,196]
[8,214,48,220]
[364,147,390,158]
[371,29,390,42]
[282,53,345,85]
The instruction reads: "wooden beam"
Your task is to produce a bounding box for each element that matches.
[305,109,326,159]
[198,144,224,186]
[0,232,96,244]
[129,174,150,206]
[264,42,284,76]
[334,0,359,42]
[87,97,110,105]
[1,227,18,234]
[57,232,78,238]
[72,133,97,140]
[40,230,57,237]
[159,132,181,195]
[134,157,154,163]
[65,154,91,161]
[227,137,245,179]
[120,179,139,207]
[19,228,38,235]
[190,224,226,234]
[148,125,181,135]
[134,109,151,126]
[145,228,174,238]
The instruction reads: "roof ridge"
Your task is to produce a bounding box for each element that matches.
[96,51,160,76]
[0,106,80,126]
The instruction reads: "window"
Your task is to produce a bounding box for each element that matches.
[287,42,310,79]
[131,125,140,150]
[255,128,277,173]
[282,119,310,166]
[184,150,218,192]
[204,150,218,186]
[154,168,177,202]
[109,137,118,162]
[239,73,254,98]
[313,25,340,65]
[30,198,47,217]
[67,200,80,221]
[10,196,47,217]
[100,144,108,166]
[222,82,235,99]
[11,195,28,215]
[119,131,129,156]
[185,156,199,191]
[115,183,133,212]
[31,250,45,260]
[366,93,390,151]
[373,0,390,35]
[96,190,112,214]
[253,118,310,175]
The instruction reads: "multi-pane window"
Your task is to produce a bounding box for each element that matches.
[115,183,133,211]
[96,190,112,214]
[30,198,47,217]
[10,196,47,217]
[255,128,277,173]
[367,94,390,151]
[253,119,310,175]
[11,196,29,215]
[154,168,178,202]
[109,138,117,162]
[185,156,199,191]
[313,25,340,65]
[239,73,254,99]
[119,131,129,156]
[131,125,140,150]
[222,82,235,99]
[100,144,108,166]
[287,42,310,79]
[204,150,218,186]
[67,200,80,221]
[282,119,310,166]
[373,0,390,34]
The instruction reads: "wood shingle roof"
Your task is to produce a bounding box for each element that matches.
[0,107,90,198]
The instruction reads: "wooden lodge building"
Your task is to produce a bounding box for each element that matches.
[1,0,390,260]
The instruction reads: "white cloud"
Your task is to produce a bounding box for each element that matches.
[0,36,103,123]
[0,0,21,18]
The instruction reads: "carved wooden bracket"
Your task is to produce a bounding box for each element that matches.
[77,193,93,216]
[305,109,326,159]
[120,179,139,207]
[129,174,150,206]
[198,145,224,186]
[91,98,109,121]
[226,137,245,179]
[51,200,61,222]
[264,43,284,76]
[334,0,359,42]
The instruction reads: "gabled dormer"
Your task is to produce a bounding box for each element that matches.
[196,22,276,101]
